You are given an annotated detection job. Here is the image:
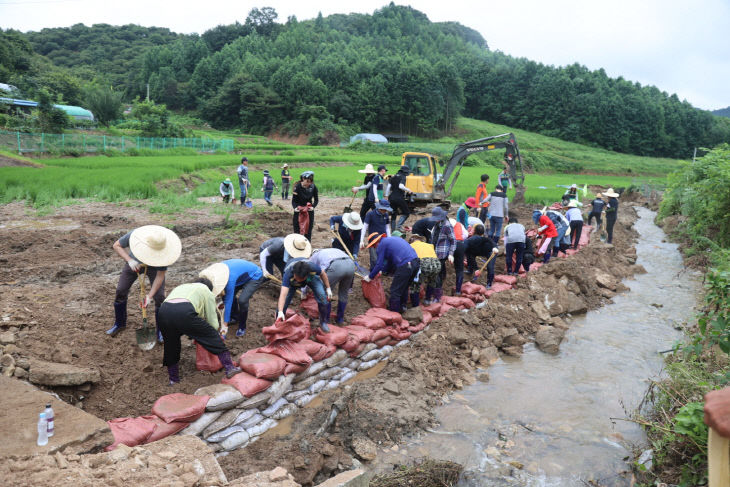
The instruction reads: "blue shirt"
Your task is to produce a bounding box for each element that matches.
[364,209,390,235]
[282,258,321,289]
[221,259,263,322]
[369,237,418,279]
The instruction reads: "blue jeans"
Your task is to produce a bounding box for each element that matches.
[488,216,503,243]
[552,224,568,256]
[238,183,248,204]
[505,242,525,274]
[283,276,327,312]
[264,190,273,203]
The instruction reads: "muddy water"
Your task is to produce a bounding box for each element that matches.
[378,207,700,486]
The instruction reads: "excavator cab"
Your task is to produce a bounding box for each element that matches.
[401,152,443,201]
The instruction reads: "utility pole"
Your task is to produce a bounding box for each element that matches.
[146,83,150,102]
[692,147,697,163]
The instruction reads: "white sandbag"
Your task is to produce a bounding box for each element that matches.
[196,384,245,411]
[324,349,348,368]
[271,403,298,420]
[324,379,340,391]
[358,359,380,371]
[261,398,289,417]
[346,359,361,370]
[340,370,357,383]
[294,394,316,407]
[206,424,246,443]
[237,391,271,410]
[285,389,311,402]
[209,442,224,452]
[292,361,327,382]
[180,411,224,436]
[267,374,295,405]
[308,379,328,394]
[339,358,354,369]
[246,418,277,438]
[360,349,382,362]
[380,345,394,356]
[238,413,264,429]
[357,343,377,358]
[232,408,259,426]
[203,409,241,438]
[220,430,250,451]
[317,366,343,380]
[395,339,410,347]
[331,368,349,381]
[292,374,320,391]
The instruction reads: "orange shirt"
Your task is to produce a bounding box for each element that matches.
[475,183,490,208]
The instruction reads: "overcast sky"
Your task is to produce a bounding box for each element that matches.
[2,0,728,110]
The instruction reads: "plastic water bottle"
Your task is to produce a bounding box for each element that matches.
[44,404,54,437]
[37,413,48,446]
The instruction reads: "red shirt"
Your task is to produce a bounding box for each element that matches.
[538,215,558,238]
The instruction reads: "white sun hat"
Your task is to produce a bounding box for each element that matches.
[129,225,182,267]
[198,262,230,297]
[283,234,312,259]
[358,164,376,174]
[604,188,620,198]
[342,212,364,230]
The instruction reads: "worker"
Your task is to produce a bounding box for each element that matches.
[486,184,509,243]
[363,235,420,312]
[565,200,584,249]
[261,169,277,206]
[158,277,242,385]
[533,208,558,263]
[386,165,413,232]
[704,387,730,437]
[456,197,477,229]
[276,258,332,333]
[361,199,392,266]
[562,183,579,206]
[310,248,356,325]
[291,170,318,241]
[545,202,571,257]
[475,174,490,223]
[219,177,235,204]
[330,211,364,257]
[450,218,468,295]
[503,214,526,276]
[259,236,287,279]
[107,225,181,342]
[604,188,620,244]
[465,224,498,288]
[522,232,536,273]
[352,164,386,220]
[237,157,250,207]
[431,207,456,302]
[411,215,438,241]
[498,167,512,190]
[408,234,441,306]
[199,260,267,338]
[587,193,605,231]
[281,164,291,200]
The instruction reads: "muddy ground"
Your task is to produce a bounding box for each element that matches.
[0,191,643,485]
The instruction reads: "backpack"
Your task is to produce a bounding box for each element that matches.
[264,176,274,190]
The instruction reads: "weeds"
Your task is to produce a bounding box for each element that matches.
[370,459,463,487]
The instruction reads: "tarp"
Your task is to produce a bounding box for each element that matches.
[349,133,387,144]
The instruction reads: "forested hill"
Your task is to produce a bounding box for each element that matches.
[713,107,730,118]
[3,4,730,158]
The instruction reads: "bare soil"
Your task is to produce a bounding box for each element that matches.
[0,192,644,486]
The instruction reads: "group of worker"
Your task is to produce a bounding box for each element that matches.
[219,157,294,206]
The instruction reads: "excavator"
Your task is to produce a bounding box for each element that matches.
[396,133,526,208]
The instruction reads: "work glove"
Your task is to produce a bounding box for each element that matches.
[351,187,359,194]
[326,287,333,300]
[474,270,481,278]
[447,255,454,265]
[294,207,300,212]
[142,295,152,308]
[492,247,499,254]
[262,271,274,280]
[330,225,335,231]
[276,311,285,322]
[362,275,371,283]
[128,258,142,272]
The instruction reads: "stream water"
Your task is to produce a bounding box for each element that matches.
[376,207,701,486]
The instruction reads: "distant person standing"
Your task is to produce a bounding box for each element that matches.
[603,188,620,244]
[475,174,490,224]
[565,200,584,249]
[281,164,291,200]
[262,169,277,206]
[352,164,387,220]
[291,171,318,241]
[498,167,512,191]
[486,185,509,243]
[588,193,605,230]
[237,157,250,207]
[219,177,235,204]
[503,215,526,276]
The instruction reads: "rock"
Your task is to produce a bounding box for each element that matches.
[29,360,100,386]
[314,468,369,487]
[477,372,490,382]
[15,357,30,370]
[270,466,289,482]
[502,345,523,357]
[530,301,551,322]
[108,444,132,463]
[594,270,618,291]
[351,438,377,461]
[502,331,526,347]
[550,317,570,330]
[478,346,499,366]
[402,307,423,324]
[535,326,565,354]
[13,367,28,379]
[55,452,68,469]
[564,292,587,315]
[52,346,73,364]
[2,354,15,376]
[448,329,469,346]
[0,331,16,345]
[470,347,480,362]
[382,380,400,395]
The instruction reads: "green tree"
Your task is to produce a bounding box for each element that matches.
[84,84,123,126]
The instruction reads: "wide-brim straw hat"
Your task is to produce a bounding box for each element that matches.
[566,200,579,208]
[358,164,376,174]
[342,212,364,230]
[199,262,230,297]
[129,225,182,267]
[284,234,312,259]
[281,164,288,168]
[604,188,620,197]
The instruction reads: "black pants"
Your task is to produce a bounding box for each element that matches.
[389,196,409,231]
[505,242,525,273]
[360,198,375,221]
[587,211,602,227]
[570,221,583,249]
[292,210,315,241]
[158,302,227,367]
[230,277,267,328]
[389,258,420,311]
[453,240,465,284]
[115,265,165,322]
[606,215,617,244]
[264,255,286,277]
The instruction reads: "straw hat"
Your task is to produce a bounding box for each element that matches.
[284,234,312,259]
[358,164,376,174]
[342,212,364,230]
[366,232,383,248]
[604,188,620,198]
[566,200,579,208]
[129,225,182,267]
[199,262,229,297]
[281,163,288,169]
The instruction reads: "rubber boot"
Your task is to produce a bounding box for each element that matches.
[433,288,443,303]
[155,306,163,343]
[410,292,420,307]
[167,363,180,385]
[424,286,434,305]
[335,301,347,324]
[106,301,127,336]
[317,303,330,333]
[455,275,463,296]
[217,350,242,378]
[388,296,401,313]
[236,308,248,337]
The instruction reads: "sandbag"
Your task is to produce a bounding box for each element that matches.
[195,384,245,412]
[266,374,295,406]
[308,379,328,394]
[357,343,377,357]
[380,345,394,356]
[361,275,387,308]
[152,393,210,424]
[179,411,223,437]
[408,322,427,333]
[203,409,241,438]
[297,206,311,235]
[284,362,309,375]
[350,314,387,330]
[439,303,454,315]
[299,339,330,357]
[421,302,442,316]
[195,342,223,372]
[374,336,391,348]
[314,325,349,347]
[371,328,391,342]
[346,359,361,370]
[421,310,433,325]
[317,366,344,380]
[259,340,313,366]
[222,372,272,397]
[491,282,512,293]
[389,327,412,341]
[286,389,310,402]
[262,398,290,418]
[141,415,188,443]
[237,391,271,409]
[247,418,277,438]
[358,359,380,371]
[312,344,336,361]
[207,424,247,443]
[344,325,376,342]
[221,430,251,451]
[341,333,362,353]
[272,403,298,420]
[238,412,264,429]
[324,349,348,367]
[340,370,357,383]
[493,274,518,286]
[292,360,327,382]
[461,281,488,296]
[238,351,287,380]
[294,394,316,407]
[360,349,382,362]
[105,417,157,451]
[366,308,403,325]
[348,342,367,358]
[262,313,311,343]
[299,294,319,320]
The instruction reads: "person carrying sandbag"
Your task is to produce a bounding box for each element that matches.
[291,171,318,241]
[363,234,420,312]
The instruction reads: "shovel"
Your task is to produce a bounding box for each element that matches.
[599,219,608,243]
[475,250,498,279]
[343,191,357,213]
[330,230,367,278]
[135,266,156,351]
